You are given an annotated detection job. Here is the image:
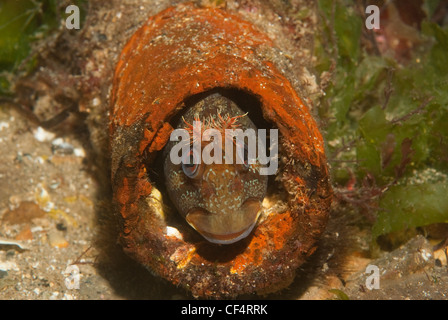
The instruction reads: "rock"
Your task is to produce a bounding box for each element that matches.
[343,236,448,299]
[2,201,45,225]
[15,225,33,241]
[47,230,69,248]
[0,270,7,279]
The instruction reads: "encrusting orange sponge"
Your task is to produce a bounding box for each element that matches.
[110,2,332,298]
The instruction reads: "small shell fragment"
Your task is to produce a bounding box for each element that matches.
[47,230,69,248]
[0,239,28,251]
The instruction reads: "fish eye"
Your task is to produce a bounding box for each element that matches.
[182,147,202,178]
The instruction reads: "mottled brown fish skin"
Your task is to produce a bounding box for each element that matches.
[163,93,267,244]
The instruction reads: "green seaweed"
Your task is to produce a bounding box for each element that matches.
[374,180,448,239]
[328,288,350,300]
[316,0,448,245]
[0,0,86,95]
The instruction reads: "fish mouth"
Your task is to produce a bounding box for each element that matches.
[185,199,262,245]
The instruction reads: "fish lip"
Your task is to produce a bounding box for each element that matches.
[185,198,261,245]
[195,220,258,245]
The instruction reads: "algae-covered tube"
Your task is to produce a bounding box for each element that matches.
[110,2,332,298]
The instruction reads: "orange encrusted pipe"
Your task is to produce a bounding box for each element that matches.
[110,3,332,298]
